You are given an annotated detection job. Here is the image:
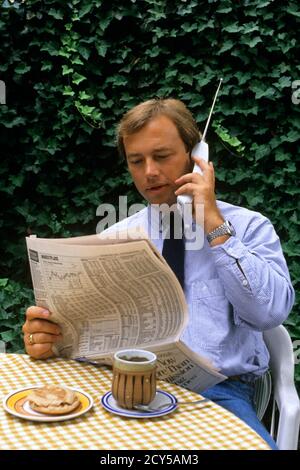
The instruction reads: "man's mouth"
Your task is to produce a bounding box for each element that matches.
[146,184,168,192]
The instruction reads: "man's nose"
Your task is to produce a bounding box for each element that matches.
[145,159,159,177]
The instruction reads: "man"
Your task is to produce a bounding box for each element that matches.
[23,98,294,449]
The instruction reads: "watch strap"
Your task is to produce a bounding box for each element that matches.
[207,220,234,243]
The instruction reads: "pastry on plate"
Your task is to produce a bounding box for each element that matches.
[27,385,80,415]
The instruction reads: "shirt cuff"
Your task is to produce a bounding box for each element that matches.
[210,236,249,265]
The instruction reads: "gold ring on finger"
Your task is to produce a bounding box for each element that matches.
[28,333,35,345]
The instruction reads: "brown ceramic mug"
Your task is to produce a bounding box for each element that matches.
[112,349,157,409]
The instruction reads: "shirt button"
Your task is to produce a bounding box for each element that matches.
[242,279,248,286]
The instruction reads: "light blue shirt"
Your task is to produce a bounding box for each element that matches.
[103,200,295,380]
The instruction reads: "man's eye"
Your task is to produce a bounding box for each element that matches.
[156,154,170,159]
[130,160,142,165]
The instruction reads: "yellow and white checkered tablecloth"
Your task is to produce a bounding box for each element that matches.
[0,354,270,450]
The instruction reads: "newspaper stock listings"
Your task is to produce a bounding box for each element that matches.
[26,230,226,392]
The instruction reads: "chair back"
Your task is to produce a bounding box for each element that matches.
[259,325,300,449]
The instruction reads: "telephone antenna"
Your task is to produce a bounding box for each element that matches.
[202,78,223,142]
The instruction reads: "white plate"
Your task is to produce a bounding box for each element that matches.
[101,390,177,418]
[3,385,94,422]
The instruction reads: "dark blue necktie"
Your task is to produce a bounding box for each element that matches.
[162,211,185,289]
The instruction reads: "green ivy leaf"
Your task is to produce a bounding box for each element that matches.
[79,90,92,100]
[0,279,9,288]
[72,73,87,85]
[242,36,263,48]
[62,65,74,75]
[63,86,75,96]
[276,76,292,89]
[71,57,84,66]
[15,63,31,74]
[218,40,234,54]
[75,101,95,115]
[0,330,17,342]
[216,6,232,14]
[285,130,299,142]
[9,174,25,188]
[78,45,91,60]
[41,61,53,71]
[96,44,108,58]
[223,23,242,33]
[48,8,64,20]
[287,5,300,17]
[256,1,273,8]
[78,3,94,18]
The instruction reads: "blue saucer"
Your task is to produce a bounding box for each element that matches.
[101,390,177,418]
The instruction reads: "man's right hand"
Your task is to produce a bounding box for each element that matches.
[22,306,63,359]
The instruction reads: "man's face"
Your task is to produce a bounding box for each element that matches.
[124,115,193,206]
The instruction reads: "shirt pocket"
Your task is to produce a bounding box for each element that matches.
[191,278,233,352]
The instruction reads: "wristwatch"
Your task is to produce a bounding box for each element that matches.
[207,220,236,244]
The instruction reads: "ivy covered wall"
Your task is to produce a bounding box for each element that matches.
[0,0,299,384]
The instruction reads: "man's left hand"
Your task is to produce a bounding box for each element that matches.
[174,156,225,234]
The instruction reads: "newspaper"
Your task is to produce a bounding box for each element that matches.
[26,230,226,393]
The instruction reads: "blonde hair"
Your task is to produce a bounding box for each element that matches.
[117,98,201,159]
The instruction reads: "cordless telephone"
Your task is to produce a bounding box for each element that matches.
[177,78,223,211]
